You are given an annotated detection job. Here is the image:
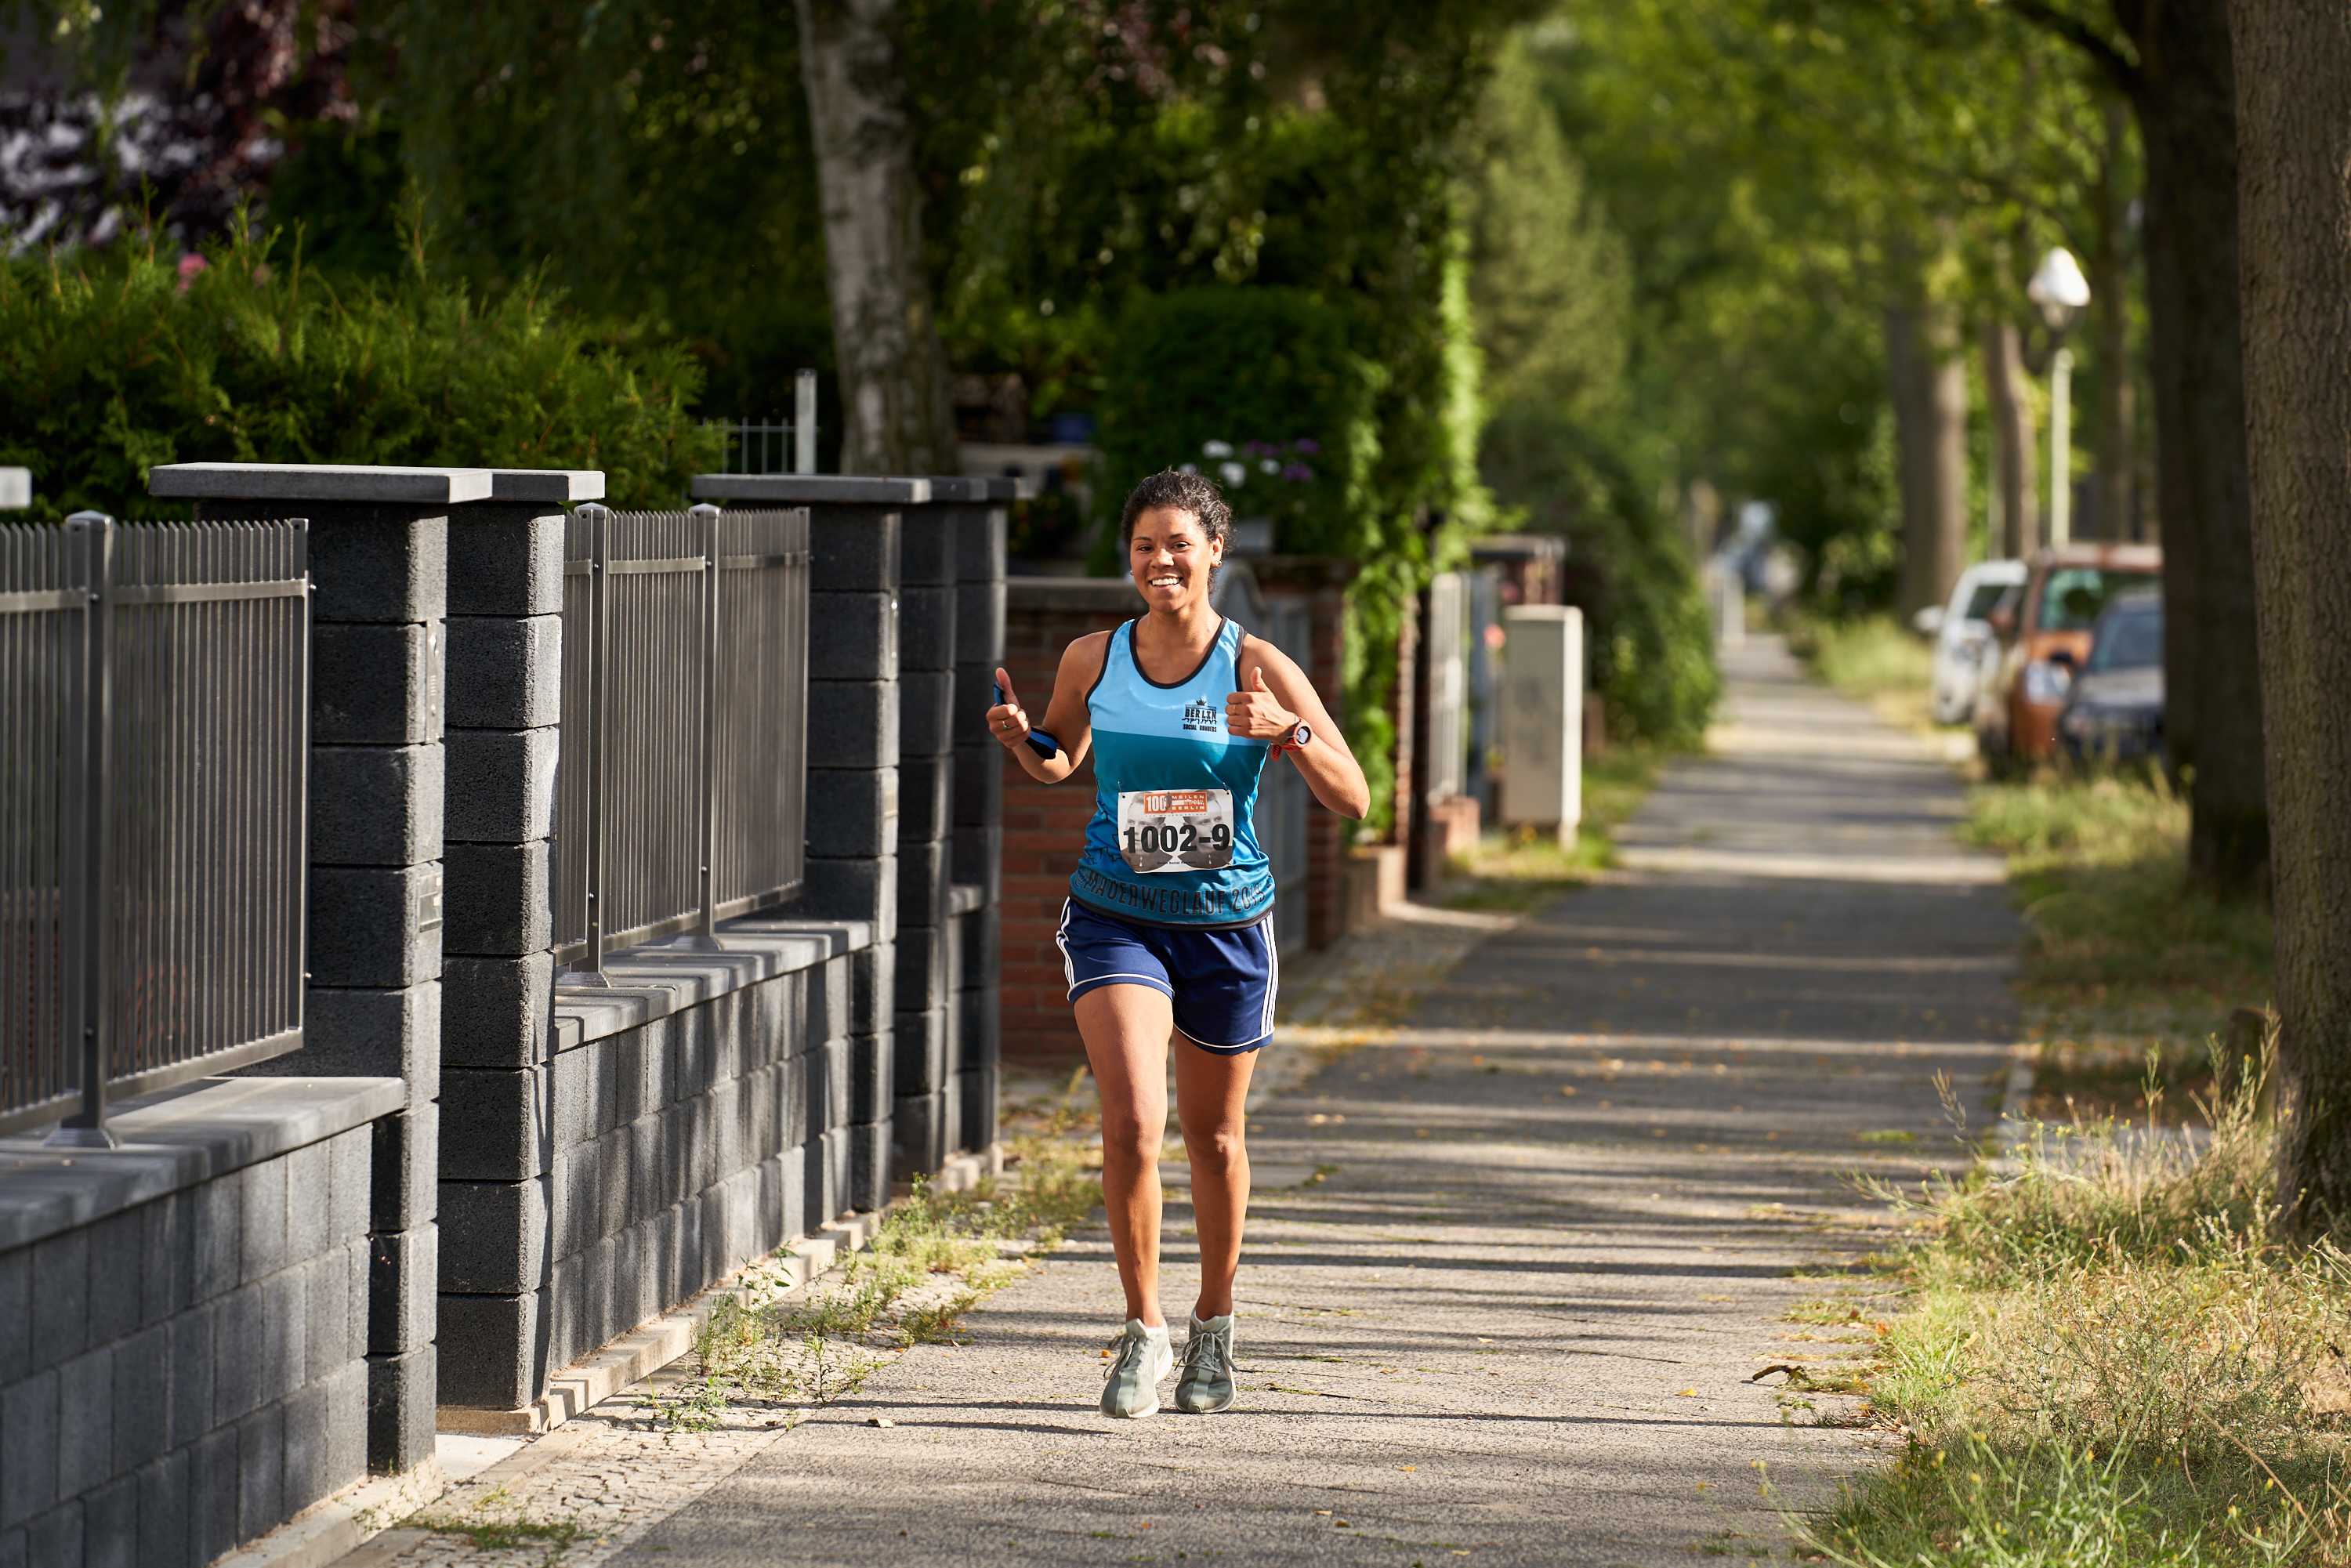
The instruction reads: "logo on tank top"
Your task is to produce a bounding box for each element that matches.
[1182,693,1223,734]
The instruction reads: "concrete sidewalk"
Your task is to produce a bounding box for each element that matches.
[592,637,2018,1566]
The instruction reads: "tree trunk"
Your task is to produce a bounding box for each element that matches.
[2229,0,2351,1229]
[1983,316,2038,559]
[1886,296,1968,615]
[2090,92,2137,544]
[2125,0,2268,894]
[794,0,958,475]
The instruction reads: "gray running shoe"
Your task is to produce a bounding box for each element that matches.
[1174,1313,1237,1414]
[1100,1320,1173,1418]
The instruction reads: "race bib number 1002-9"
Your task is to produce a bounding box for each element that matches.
[1116,788,1236,874]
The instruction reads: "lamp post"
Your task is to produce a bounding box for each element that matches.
[2027,246,2092,545]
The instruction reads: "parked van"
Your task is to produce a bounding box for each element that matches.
[1914,559,2027,726]
[1973,542,2162,776]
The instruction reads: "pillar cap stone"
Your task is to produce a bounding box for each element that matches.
[149,463,495,504]
[690,474,932,505]
[487,469,605,503]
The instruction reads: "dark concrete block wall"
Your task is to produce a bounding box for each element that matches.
[438,928,860,1410]
[0,1080,399,1568]
[692,475,933,1214]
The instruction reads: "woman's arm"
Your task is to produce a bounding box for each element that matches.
[985,633,1108,784]
[1227,637,1371,820]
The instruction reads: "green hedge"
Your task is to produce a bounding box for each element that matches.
[0,226,720,517]
[1093,287,1385,560]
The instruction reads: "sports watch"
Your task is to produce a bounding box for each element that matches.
[1276,722,1312,755]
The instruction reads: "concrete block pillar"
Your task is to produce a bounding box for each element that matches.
[690,474,927,1218]
[886,480,970,1188]
[433,469,598,1412]
[149,462,490,1476]
[949,476,1016,1152]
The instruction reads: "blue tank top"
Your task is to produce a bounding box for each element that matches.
[1070,618,1274,928]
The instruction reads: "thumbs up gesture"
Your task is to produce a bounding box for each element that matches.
[1225,664,1298,742]
[987,667,1033,751]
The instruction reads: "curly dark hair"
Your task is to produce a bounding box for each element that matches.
[1119,468,1233,556]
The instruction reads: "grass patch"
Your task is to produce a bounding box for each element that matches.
[1808,1046,2351,1563]
[647,1074,1104,1429]
[1441,744,1664,911]
[1964,773,2273,1120]
[1785,612,1940,733]
[1799,752,2335,1563]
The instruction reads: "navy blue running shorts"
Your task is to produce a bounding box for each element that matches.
[1055,898,1278,1053]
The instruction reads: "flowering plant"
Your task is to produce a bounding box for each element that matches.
[1180,436,1325,541]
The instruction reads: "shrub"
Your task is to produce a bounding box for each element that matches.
[0,221,721,516]
[1094,285,1415,831]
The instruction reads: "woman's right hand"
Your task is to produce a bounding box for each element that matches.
[987,666,1033,752]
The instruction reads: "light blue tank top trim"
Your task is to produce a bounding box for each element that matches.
[1070,618,1274,929]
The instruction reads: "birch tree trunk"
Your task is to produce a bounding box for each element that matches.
[795,0,958,475]
[1983,317,2038,559]
[2228,0,2351,1229]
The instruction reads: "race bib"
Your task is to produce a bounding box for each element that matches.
[1116,788,1236,874]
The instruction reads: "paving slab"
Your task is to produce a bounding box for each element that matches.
[591,637,2019,1566]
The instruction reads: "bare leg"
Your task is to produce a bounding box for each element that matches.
[1173,1037,1257,1320]
[1074,985,1174,1327]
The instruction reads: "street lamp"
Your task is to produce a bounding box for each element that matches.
[2027,246,2092,546]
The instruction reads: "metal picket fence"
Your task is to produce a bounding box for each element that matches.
[555,503,811,979]
[1,513,310,1143]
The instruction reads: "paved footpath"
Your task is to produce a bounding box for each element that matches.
[579,636,2020,1567]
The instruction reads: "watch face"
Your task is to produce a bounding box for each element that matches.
[1291,723,1312,748]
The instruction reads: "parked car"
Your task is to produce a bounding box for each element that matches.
[1914,559,2027,725]
[1974,541,2163,775]
[2057,589,2164,767]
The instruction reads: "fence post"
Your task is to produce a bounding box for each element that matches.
[689,501,723,948]
[574,502,614,986]
[49,512,116,1149]
[794,371,818,474]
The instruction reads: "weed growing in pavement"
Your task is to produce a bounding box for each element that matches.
[647,1076,1104,1432]
[406,1489,590,1563]
[1812,1045,2351,1566]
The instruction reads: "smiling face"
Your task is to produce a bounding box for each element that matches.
[1128,505,1222,614]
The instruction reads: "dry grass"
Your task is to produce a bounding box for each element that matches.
[1809,1042,2349,1563]
[1786,612,1941,733]
[1964,773,2273,1121]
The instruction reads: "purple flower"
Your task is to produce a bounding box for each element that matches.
[1292,437,1321,455]
[1281,462,1313,482]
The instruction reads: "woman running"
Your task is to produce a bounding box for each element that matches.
[985,468,1369,1418]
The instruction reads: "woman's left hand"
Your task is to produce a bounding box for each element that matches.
[1224,667,1299,742]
